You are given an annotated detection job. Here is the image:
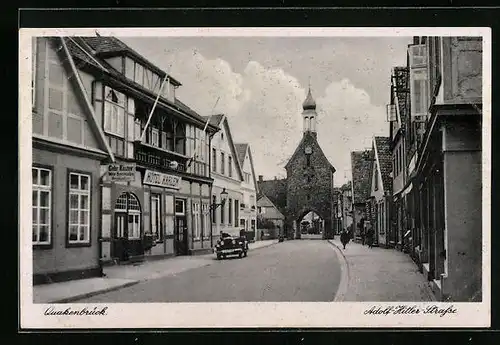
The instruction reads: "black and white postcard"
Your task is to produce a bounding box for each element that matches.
[19,27,491,328]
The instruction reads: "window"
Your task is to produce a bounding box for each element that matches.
[134,63,144,86]
[202,203,210,239]
[221,152,225,175]
[68,172,91,244]
[32,167,51,245]
[193,202,200,239]
[251,219,256,231]
[151,127,159,147]
[115,192,141,240]
[228,156,232,177]
[212,195,217,223]
[306,155,311,167]
[221,198,225,225]
[234,200,239,226]
[228,198,233,225]
[175,199,185,215]
[257,206,261,214]
[212,148,217,172]
[151,194,161,241]
[104,87,126,137]
[307,176,311,183]
[374,163,379,191]
[174,122,186,155]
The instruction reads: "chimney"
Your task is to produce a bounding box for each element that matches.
[258,175,263,182]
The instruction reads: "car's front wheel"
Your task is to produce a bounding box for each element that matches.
[216,254,222,260]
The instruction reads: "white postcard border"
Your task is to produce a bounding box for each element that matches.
[19,27,491,329]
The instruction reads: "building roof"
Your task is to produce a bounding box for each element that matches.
[257,178,287,214]
[63,36,217,131]
[202,114,225,128]
[234,143,248,167]
[374,136,393,193]
[80,36,182,86]
[351,149,374,204]
[257,194,285,219]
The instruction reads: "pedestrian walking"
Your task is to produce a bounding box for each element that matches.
[340,230,350,250]
[366,224,375,248]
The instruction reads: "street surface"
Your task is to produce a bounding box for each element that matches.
[79,240,341,302]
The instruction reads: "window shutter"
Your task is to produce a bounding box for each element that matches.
[410,67,429,121]
[409,43,429,122]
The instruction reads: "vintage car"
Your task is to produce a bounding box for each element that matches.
[214,235,249,259]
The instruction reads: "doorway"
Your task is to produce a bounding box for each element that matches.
[174,198,188,255]
[112,192,143,262]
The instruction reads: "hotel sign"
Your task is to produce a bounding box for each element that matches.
[108,163,136,182]
[143,170,182,190]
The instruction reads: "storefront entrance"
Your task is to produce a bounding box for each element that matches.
[112,192,143,262]
[174,216,188,255]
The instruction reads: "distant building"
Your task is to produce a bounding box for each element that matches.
[208,115,245,240]
[350,150,374,241]
[257,194,285,240]
[368,136,393,247]
[234,143,259,240]
[340,181,353,235]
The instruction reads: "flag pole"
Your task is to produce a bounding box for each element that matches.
[188,96,220,168]
[139,73,169,142]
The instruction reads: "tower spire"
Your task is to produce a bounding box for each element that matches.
[302,82,318,136]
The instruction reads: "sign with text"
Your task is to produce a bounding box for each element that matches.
[108,163,136,182]
[143,170,182,190]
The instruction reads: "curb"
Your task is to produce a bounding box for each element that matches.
[327,240,350,302]
[52,280,140,303]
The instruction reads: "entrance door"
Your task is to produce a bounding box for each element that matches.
[175,216,188,255]
[113,213,128,261]
[112,192,143,261]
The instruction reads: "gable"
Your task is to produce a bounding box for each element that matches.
[257,195,274,207]
[351,150,374,204]
[33,38,111,157]
[370,153,383,195]
[212,117,243,180]
[285,133,335,172]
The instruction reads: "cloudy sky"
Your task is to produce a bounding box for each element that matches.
[120,36,411,186]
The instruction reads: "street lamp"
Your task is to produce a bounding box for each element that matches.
[211,187,228,210]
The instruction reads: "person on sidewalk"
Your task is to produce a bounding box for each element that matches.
[340,230,350,250]
[366,224,375,248]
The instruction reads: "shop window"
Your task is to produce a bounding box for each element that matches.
[151,194,161,241]
[115,192,142,240]
[202,203,210,239]
[32,167,52,246]
[240,219,246,230]
[251,219,256,231]
[193,202,201,239]
[68,172,91,245]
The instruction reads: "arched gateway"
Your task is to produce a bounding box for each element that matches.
[284,87,336,240]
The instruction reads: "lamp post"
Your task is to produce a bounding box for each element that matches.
[210,188,228,244]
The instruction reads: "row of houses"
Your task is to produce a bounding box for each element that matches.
[340,36,483,302]
[31,36,258,285]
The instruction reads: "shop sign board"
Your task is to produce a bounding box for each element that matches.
[108,163,136,182]
[143,170,182,190]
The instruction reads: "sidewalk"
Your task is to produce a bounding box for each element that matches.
[33,239,279,303]
[329,239,436,302]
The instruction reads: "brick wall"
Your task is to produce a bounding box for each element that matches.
[285,133,334,239]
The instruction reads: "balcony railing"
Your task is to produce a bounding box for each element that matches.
[134,142,187,173]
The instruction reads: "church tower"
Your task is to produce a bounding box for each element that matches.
[302,87,317,137]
